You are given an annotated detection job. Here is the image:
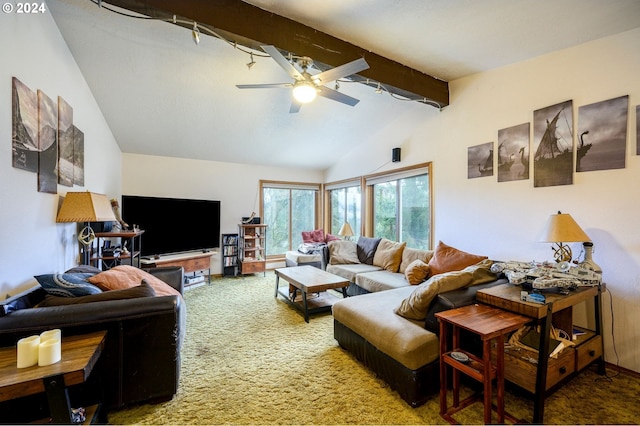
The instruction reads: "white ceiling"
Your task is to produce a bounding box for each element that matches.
[47,0,640,170]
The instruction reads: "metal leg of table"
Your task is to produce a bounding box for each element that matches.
[44,374,73,424]
[274,273,279,298]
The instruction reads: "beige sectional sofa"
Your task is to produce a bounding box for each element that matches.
[326,238,506,407]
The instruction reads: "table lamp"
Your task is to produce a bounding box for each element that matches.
[338,222,354,241]
[538,211,590,263]
[56,191,117,264]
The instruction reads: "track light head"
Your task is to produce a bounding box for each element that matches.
[247,53,256,70]
[375,82,382,94]
[192,22,200,45]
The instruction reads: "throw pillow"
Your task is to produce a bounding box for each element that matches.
[356,236,382,265]
[328,240,360,265]
[325,233,340,242]
[38,280,156,307]
[35,273,102,297]
[64,265,102,275]
[88,265,181,297]
[372,239,406,272]
[404,259,431,285]
[399,247,434,274]
[395,259,496,320]
[302,229,326,243]
[428,241,487,276]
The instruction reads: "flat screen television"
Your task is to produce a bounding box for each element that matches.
[122,195,221,257]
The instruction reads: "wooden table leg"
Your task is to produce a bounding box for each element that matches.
[439,320,447,416]
[496,335,505,424]
[482,339,492,425]
[452,326,460,408]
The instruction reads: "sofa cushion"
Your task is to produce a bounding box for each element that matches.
[395,259,496,320]
[328,240,360,265]
[399,248,434,274]
[356,236,382,264]
[35,273,102,297]
[327,263,382,282]
[428,241,487,276]
[372,239,406,272]
[88,265,181,297]
[332,286,440,371]
[404,259,431,285]
[38,280,156,307]
[355,270,409,292]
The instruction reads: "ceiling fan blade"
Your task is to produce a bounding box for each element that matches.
[261,45,304,81]
[313,57,369,85]
[236,83,292,89]
[317,86,360,107]
[289,100,302,114]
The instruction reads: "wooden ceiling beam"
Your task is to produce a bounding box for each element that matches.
[102,0,449,108]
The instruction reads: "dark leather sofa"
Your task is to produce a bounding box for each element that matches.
[0,266,185,422]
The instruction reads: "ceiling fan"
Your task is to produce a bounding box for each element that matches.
[236,45,370,113]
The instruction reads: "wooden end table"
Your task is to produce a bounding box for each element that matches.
[0,330,107,424]
[274,266,349,322]
[436,304,530,424]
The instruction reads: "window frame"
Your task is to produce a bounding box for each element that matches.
[364,162,433,249]
[260,180,321,259]
[323,178,364,237]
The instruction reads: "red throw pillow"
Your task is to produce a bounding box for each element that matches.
[302,229,325,243]
[88,265,181,297]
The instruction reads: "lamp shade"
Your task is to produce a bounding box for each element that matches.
[538,212,590,243]
[56,192,117,223]
[338,222,354,237]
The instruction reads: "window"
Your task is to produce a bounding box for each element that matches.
[328,182,361,238]
[261,181,319,257]
[366,164,431,250]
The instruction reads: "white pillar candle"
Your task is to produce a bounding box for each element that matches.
[40,329,61,342]
[17,335,40,368]
[38,338,61,366]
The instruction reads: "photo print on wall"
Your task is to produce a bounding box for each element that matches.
[636,105,639,155]
[577,95,628,172]
[468,141,494,179]
[37,89,58,194]
[533,100,574,188]
[497,123,530,182]
[73,125,85,186]
[58,97,74,186]
[11,77,39,172]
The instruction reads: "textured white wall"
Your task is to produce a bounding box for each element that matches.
[326,28,640,373]
[0,10,122,297]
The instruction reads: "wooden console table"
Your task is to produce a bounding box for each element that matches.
[0,331,107,424]
[141,251,213,285]
[476,283,605,423]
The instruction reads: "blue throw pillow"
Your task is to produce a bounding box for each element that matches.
[35,273,103,297]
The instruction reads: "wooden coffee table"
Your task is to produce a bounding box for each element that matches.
[274,266,349,322]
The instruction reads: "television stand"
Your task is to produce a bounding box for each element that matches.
[140,251,213,286]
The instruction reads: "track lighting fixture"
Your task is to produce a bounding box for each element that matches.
[334,81,340,90]
[247,53,256,70]
[192,21,200,45]
[375,82,382,94]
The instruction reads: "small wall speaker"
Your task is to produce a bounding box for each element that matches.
[392,147,401,162]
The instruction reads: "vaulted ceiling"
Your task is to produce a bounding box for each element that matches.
[48,0,640,170]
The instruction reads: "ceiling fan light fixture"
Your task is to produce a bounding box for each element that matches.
[292,81,317,104]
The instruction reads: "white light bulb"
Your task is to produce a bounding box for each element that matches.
[292,82,317,103]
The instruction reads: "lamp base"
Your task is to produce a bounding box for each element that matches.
[552,242,572,263]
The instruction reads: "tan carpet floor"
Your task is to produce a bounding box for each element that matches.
[108,273,640,425]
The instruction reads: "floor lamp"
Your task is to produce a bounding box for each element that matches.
[56,191,117,265]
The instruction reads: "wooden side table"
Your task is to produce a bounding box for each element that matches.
[436,304,529,424]
[0,331,107,424]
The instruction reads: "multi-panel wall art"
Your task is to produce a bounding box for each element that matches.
[11,77,85,194]
[468,95,637,187]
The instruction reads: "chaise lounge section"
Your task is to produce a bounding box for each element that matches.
[329,240,506,406]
